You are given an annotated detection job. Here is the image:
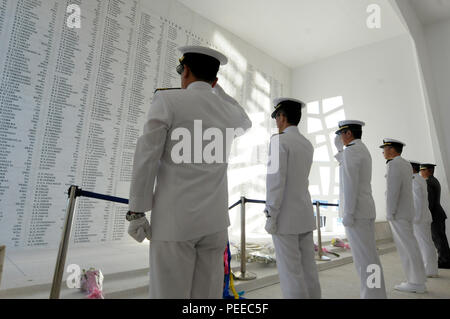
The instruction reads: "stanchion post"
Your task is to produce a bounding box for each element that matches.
[315,202,331,262]
[0,245,5,287]
[234,196,256,280]
[49,185,78,299]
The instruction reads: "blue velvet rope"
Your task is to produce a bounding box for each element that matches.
[72,187,129,204]
[69,186,339,208]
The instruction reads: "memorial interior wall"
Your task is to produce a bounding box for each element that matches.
[0,0,291,249]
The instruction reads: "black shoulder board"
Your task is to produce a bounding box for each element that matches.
[154,87,181,94]
[347,143,355,147]
[271,132,284,138]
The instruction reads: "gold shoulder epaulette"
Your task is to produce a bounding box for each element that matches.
[154,87,181,94]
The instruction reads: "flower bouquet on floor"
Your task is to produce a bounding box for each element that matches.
[331,238,350,250]
[80,267,104,299]
[314,243,340,257]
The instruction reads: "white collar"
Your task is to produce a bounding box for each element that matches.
[347,139,361,147]
[187,81,213,90]
[282,126,299,134]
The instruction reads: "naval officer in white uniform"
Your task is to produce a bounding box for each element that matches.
[410,161,439,277]
[264,98,321,299]
[381,139,427,293]
[334,120,387,299]
[127,46,252,298]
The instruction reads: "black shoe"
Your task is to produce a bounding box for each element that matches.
[438,262,450,269]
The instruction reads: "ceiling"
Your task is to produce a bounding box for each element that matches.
[410,0,450,25]
[178,0,407,68]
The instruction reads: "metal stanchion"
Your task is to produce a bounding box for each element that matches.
[0,245,5,287]
[49,185,78,299]
[315,202,331,261]
[233,196,256,281]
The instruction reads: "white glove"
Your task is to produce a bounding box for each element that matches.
[342,214,354,227]
[128,216,151,242]
[265,217,277,234]
[334,135,344,152]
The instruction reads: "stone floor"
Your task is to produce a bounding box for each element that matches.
[2,239,449,299]
[244,251,450,299]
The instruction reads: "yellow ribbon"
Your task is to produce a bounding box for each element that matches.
[229,272,239,299]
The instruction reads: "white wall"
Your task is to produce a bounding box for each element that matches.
[424,18,450,192]
[292,34,435,221]
[423,19,450,237]
[391,0,450,238]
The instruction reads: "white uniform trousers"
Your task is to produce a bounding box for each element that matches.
[149,229,228,299]
[390,220,426,285]
[272,231,321,299]
[345,219,387,299]
[413,222,439,276]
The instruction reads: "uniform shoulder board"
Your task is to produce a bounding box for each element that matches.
[154,87,181,94]
[386,159,392,164]
[347,142,355,147]
[271,132,284,138]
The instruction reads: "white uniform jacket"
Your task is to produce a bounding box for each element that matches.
[265,126,316,234]
[385,156,415,221]
[412,173,432,224]
[334,139,376,220]
[129,81,252,241]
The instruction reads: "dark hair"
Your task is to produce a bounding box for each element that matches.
[411,164,420,173]
[392,144,403,154]
[276,101,302,126]
[277,108,301,126]
[344,128,362,140]
[183,53,219,83]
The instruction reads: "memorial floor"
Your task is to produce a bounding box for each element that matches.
[1,242,449,299]
[245,251,450,299]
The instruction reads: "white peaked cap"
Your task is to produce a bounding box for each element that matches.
[271,97,306,119]
[338,120,366,127]
[379,138,406,148]
[273,97,306,108]
[177,45,228,65]
[335,120,365,134]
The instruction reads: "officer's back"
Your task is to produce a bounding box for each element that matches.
[387,156,415,221]
[275,126,315,234]
[342,139,376,219]
[151,83,251,241]
[427,175,447,221]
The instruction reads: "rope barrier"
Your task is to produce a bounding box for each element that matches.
[51,185,339,299]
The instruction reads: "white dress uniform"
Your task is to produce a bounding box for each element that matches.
[334,121,386,299]
[265,99,321,299]
[411,171,439,276]
[383,141,426,288]
[129,47,251,299]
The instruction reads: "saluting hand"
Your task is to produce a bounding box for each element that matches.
[334,135,344,152]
